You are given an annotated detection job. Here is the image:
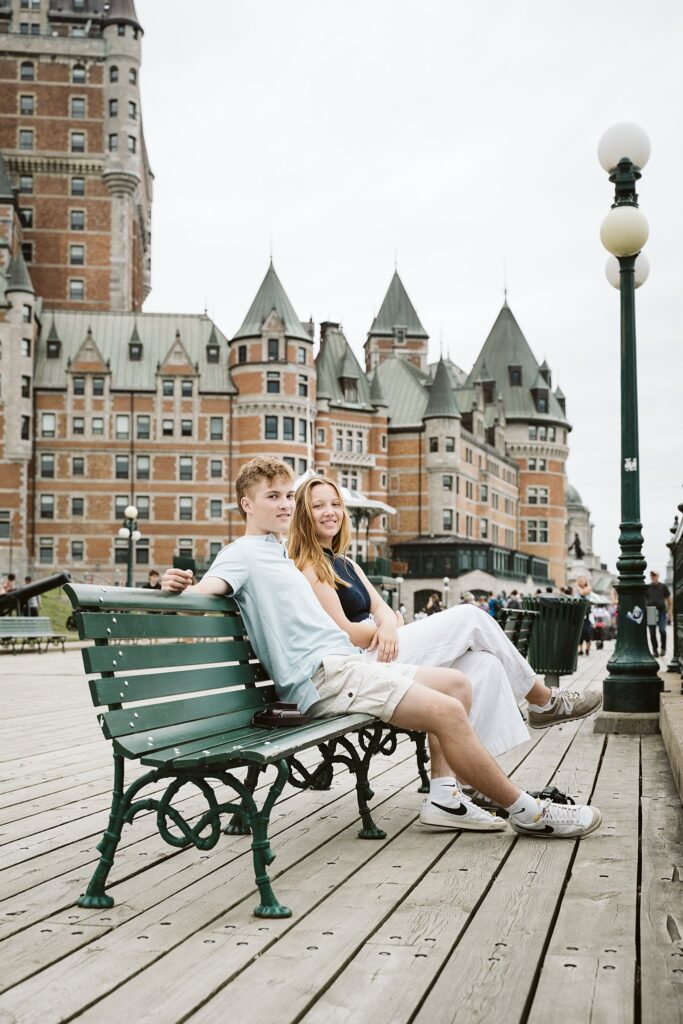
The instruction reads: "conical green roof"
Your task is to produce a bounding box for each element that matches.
[6,250,34,294]
[102,0,143,32]
[0,154,13,200]
[423,357,460,420]
[467,302,569,425]
[339,346,359,380]
[369,369,388,408]
[368,270,428,339]
[233,261,310,342]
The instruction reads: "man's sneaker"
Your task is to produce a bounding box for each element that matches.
[419,789,507,832]
[509,798,602,839]
[527,687,602,730]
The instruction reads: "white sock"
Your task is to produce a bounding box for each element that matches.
[505,791,541,823]
[429,776,458,800]
[527,688,556,712]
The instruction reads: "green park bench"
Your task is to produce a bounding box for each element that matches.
[64,582,402,919]
[497,606,540,660]
[0,615,66,654]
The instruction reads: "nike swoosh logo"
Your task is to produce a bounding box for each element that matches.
[429,800,468,817]
[516,822,554,833]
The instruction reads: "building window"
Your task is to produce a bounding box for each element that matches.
[41,413,55,437]
[342,379,358,403]
[335,430,343,453]
[209,416,223,440]
[20,94,34,115]
[40,495,54,519]
[19,129,34,151]
[129,68,137,84]
[127,135,136,153]
[72,456,84,476]
[109,98,118,117]
[299,419,307,442]
[69,279,85,301]
[162,378,174,396]
[268,338,279,361]
[136,455,150,480]
[92,416,104,435]
[21,241,32,263]
[71,176,85,197]
[136,415,150,439]
[528,426,537,441]
[536,394,548,414]
[72,415,84,435]
[346,430,353,452]
[283,417,294,441]
[20,207,33,228]
[283,456,295,470]
[297,346,306,365]
[70,210,85,230]
[209,541,222,561]
[480,517,489,539]
[69,244,85,266]
[429,437,438,453]
[110,65,119,83]
[19,174,33,194]
[21,337,31,357]
[115,414,129,439]
[210,459,222,478]
[162,419,173,436]
[108,133,118,152]
[128,100,137,119]
[527,487,549,505]
[509,365,522,386]
[381,473,387,488]
[298,459,307,475]
[0,511,9,539]
[179,497,193,521]
[22,303,32,323]
[262,369,281,394]
[72,497,84,517]
[20,415,29,440]
[526,519,549,543]
[20,61,35,81]
[298,374,308,397]
[115,455,130,479]
[136,497,150,520]
[39,538,54,565]
[129,341,142,361]
[92,376,104,396]
[181,379,192,397]
[238,344,247,364]
[210,499,222,518]
[40,453,54,478]
[356,431,363,453]
[181,419,192,437]
[71,97,86,118]
[73,376,85,395]
[548,427,556,441]
[115,495,128,518]
[264,415,278,440]
[179,457,193,481]
[442,474,453,490]
[317,428,325,444]
[118,24,126,36]
[443,509,453,531]
[492,491,499,510]
[206,343,219,363]
[72,64,86,84]
[445,436,455,452]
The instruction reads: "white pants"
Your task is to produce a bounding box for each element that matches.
[362,605,536,757]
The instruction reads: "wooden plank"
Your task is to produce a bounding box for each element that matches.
[82,638,260,675]
[526,734,640,1024]
[64,582,238,616]
[90,658,266,705]
[78,611,248,641]
[639,735,683,1023]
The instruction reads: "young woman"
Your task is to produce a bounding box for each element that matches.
[289,476,602,754]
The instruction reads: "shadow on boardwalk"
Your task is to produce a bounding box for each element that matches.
[0,644,682,1023]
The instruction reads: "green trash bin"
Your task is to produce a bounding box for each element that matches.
[522,595,588,684]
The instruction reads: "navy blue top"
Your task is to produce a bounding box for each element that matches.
[324,550,372,622]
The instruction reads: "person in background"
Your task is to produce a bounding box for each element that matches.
[506,589,522,609]
[646,570,672,657]
[576,575,594,656]
[23,576,40,617]
[2,573,16,594]
[143,570,162,590]
[425,593,442,616]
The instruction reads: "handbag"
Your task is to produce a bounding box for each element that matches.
[252,701,312,729]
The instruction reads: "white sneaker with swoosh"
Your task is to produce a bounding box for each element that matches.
[419,789,507,832]
[510,798,602,838]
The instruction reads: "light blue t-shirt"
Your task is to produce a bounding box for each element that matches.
[205,534,357,711]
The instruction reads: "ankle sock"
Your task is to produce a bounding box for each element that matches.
[527,689,556,712]
[505,791,541,823]
[429,776,457,799]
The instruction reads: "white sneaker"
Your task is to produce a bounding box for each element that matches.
[509,798,602,839]
[419,789,507,832]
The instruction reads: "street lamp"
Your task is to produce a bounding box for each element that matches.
[442,576,449,610]
[117,504,141,588]
[598,122,661,712]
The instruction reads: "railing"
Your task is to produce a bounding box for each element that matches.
[389,542,552,585]
[668,506,683,684]
[356,558,392,578]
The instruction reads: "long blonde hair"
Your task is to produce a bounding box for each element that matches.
[289,476,352,587]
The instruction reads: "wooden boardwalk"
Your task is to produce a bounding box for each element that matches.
[1,644,682,1024]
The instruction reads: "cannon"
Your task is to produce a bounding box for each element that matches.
[0,572,71,616]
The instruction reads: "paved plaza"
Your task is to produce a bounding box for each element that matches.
[1,643,682,1023]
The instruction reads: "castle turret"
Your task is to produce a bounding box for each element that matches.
[364,270,429,374]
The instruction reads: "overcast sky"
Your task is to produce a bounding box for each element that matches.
[136,0,683,579]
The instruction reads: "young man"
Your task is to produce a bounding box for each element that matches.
[646,570,672,657]
[162,457,602,839]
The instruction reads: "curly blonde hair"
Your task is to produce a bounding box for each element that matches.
[234,457,295,521]
[289,476,352,588]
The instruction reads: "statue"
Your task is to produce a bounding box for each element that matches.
[570,533,584,560]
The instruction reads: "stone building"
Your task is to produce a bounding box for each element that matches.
[0,0,579,601]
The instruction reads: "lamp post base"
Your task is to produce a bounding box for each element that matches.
[603,659,662,713]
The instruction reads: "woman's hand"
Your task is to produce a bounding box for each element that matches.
[368,620,399,662]
[395,610,405,628]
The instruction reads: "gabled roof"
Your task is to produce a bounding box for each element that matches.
[423,358,460,420]
[315,325,374,409]
[374,355,430,427]
[466,302,569,426]
[368,270,428,339]
[34,311,235,394]
[232,261,311,342]
[6,250,34,294]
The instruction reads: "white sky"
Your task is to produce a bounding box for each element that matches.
[136,0,683,578]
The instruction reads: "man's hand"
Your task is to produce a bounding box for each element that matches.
[161,568,194,593]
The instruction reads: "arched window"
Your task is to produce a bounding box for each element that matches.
[72,64,86,84]
[20,61,34,81]
[129,67,137,84]
[109,65,119,83]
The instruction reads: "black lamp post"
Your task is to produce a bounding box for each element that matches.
[118,504,140,588]
[598,122,661,712]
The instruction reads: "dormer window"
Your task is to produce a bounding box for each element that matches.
[206,343,219,363]
[532,388,549,414]
[46,338,61,359]
[267,338,279,361]
[509,365,522,386]
[482,381,494,404]
[340,377,358,403]
[129,341,142,361]
[394,328,406,345]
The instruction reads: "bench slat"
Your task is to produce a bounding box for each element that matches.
[101,685,270,739]
[89,655,268,705]
[83,638,257,675]
[76,611,248,641]
[137,716,283,764]
[65,582,238,616]
[171,713,375,767]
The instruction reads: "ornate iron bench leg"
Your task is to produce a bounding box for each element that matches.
[246,759,291,918]
[224,763,262,835]
[79,753,127,908]
[320,727,387,840]
[410,731,431,793]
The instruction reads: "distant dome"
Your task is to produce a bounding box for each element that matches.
[566,482,583,506]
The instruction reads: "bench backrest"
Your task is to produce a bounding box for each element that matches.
[497,607,539,659]
[64,583,275,759]
[0,616,53,636]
